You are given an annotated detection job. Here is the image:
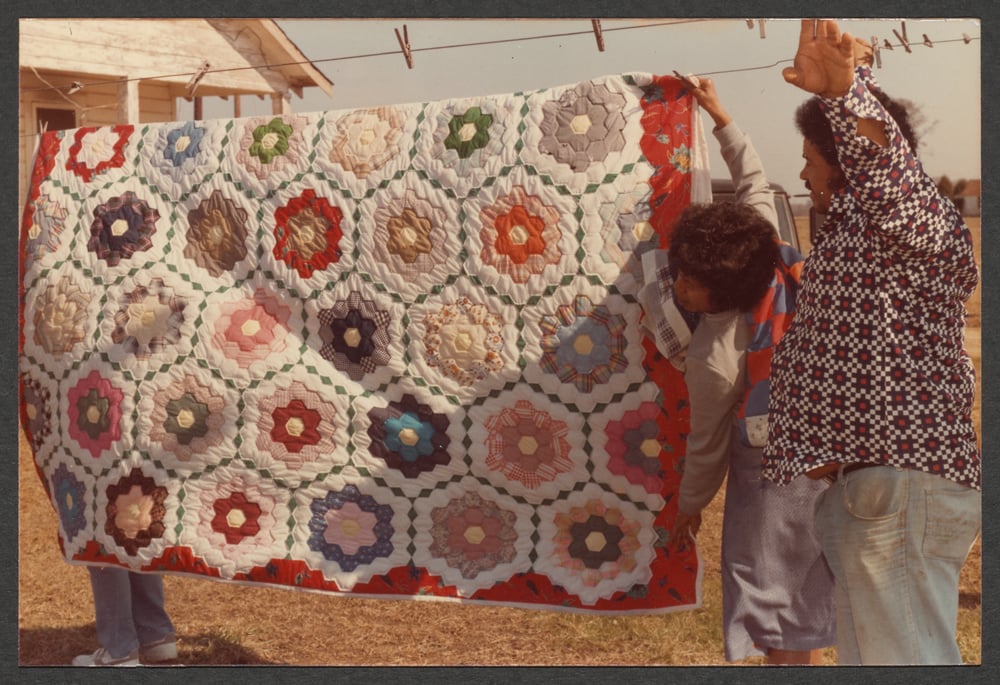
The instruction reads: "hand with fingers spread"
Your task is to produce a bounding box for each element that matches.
[782,19,857,97]
[766,16,982,669]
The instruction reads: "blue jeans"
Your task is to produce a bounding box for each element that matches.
[88,566,175,659]
[814,466,980,665]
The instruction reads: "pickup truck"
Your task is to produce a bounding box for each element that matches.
[711,178,801,251]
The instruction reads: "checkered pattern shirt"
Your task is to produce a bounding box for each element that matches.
[762,67,981,490]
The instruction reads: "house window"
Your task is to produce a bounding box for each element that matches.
[36,107,76,132]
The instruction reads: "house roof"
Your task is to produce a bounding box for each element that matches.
[19,18,333,101]
[206,19,333,99]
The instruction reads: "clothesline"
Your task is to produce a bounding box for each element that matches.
[19,20,980,98]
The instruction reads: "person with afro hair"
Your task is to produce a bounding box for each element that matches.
[639,76,834,665]
[762,20,980,665]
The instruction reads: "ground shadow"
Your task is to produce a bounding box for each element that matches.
[19,626,274,666]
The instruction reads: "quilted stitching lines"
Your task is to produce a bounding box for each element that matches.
[67,125,133,183]
[328,107,406,180]
[366,394,453,479]
[23,191,69,272]
[272,188,344,278]
[539,296,627,392]
[423,296,506,386]
[184,189,250,277]
[103,468,169,557]
[538,80,627,172]
[66,369,124,459]
[19,72,703,612]
[30,274,93,358]
[236,115,308,181]
[88,191,159,267]
[317,291,393,381]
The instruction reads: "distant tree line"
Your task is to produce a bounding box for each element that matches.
[937,175,965,197]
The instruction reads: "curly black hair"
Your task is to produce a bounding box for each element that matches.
[667,201,781,312]
[794,88,921,168]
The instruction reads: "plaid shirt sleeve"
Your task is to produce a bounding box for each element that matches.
[637,248,695,366]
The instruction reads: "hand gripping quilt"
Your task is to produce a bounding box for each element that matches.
[19,73,709,613]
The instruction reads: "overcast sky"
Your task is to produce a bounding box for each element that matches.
[181,18,981,198]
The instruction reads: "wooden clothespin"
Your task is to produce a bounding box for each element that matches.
[963,33,972,44]
[186,61,210,99]
[759,19,766,39]
[892,21,911,53]
[812,19,818,39]
[745,19,754,29]
[591,19,605,52]
[922,33,934,48]
[883,38,894,50]
[871,36,882,68]
[67,80,83,95]
[672,70,699,91]
[395,25,414,69]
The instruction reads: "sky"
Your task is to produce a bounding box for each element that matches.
[180,18,982,199]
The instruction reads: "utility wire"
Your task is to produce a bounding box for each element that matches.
[19,20,708,94]
[19,20,980,97]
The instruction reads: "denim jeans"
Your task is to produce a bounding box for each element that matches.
[88,566,175,659]
[814,465,980,665]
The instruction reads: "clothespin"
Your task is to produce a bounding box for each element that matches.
[39,120,48,134]
[67,81,83,95]
[871,36,882,68]
[759,19,766,39]
[963,33,972,44]
[395,25,414,69]
[186,61,210,98]
[745,19,754,29]
[892,21,911,53]
[922,33,934,48]
[591,19,605,52]
[883,38,894,50]
[672,70,700,91]
[812,19,818,39]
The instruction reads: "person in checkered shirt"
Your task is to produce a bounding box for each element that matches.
[762,19,981,665]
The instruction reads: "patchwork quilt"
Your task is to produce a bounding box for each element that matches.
[19,73,710,613]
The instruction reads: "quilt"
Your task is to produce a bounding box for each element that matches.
[19,73,709,613]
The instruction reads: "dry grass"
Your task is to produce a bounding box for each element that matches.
[18,435,735,666]
[18,217,981,666]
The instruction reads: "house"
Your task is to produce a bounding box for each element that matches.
[18,18,334,202]
[954,179,981,217]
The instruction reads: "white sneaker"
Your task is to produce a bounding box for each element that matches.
[72,647,140,667]
[140,634,178,663]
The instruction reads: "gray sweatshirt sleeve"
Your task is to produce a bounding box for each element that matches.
[678,354,742,514]
[675,124,766,513]
[713,121,779,232]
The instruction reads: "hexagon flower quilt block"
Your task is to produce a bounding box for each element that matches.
[19,73,708,614]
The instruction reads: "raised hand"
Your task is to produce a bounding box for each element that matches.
[852,36,874,68]
[781,19,857,97]
[686,76,732,129]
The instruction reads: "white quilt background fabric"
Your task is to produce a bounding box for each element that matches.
[20,72,709,613]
